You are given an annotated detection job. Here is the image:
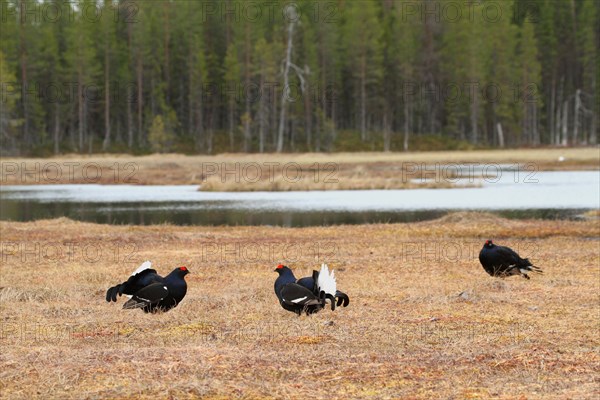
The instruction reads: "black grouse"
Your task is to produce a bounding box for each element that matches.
[479,240,542,279]
[274,263,350,315]
[106,261,190,312]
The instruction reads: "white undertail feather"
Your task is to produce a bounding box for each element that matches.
[131,261,152,276]
[291,296,308,304]
[317,263,337,297]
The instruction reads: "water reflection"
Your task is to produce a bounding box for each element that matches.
[1,170,597,226]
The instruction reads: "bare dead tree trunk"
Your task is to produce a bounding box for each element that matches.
[19,0,29,150]
[196,101,205,151]
[549,73,556,143]
[243,24,251,152]
[360,55,367,141]
[271,87,277,146]
[206,104,214,154]
[573,88,581,145]
[331,93,336,147]
[137,55,143,146]
[496,122,505,148]
[103,16,111,151]
[243,108,251,152]
[555,104,561,145]
[188,54,193,137]
[188,75,197,138]
[532,104,539,145]
[591,74,597,144]
[127,22,133,149]
[78,62,84,152]
[68,97,76,150]
[305,83,312,150]
[258,72,265,153]
[470,91,478,144]
[315,107,321,152]
[126,85,133,149]
[277,15,296,152]
[164,2,170,105]
[522,100,528,145]
[85,101,90,153]
[53,102,60,154]
[555,77,563,145]
[195,87,204,152]
[403,100,409,152]
[277,10,305,153]
[383,109,390,152]
[561,99,568,146]
[228,96,234,150]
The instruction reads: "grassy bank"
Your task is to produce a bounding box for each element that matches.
[1,213,598,399]
[0,148,597,189]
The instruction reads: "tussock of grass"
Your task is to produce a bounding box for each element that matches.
[0,286,64,302]
[583,209,600,218]
[164,322,216,336]
[0,214,599,399]
[199,163,477,191]
[293,335,329,345]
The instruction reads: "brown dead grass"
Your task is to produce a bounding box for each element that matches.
[1,148,598,188]
[0,214,599,399]
[199,163,481,191]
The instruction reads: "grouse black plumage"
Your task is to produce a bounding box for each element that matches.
[274,264,350,315]
[106,261,190,312]
[479,240,542,279]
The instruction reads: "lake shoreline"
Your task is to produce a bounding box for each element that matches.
[1,148,598,188]
[2,169,598,225]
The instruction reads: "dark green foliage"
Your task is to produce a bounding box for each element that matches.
[0,0,597,155]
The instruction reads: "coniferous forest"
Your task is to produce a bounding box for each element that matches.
[0,0,598,155]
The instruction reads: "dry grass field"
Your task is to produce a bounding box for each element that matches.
[1,213,599,399]
[1,148,598,189]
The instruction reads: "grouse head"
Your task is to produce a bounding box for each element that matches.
[174,266,191,278]
[484,240,494,248]
[274,264,291,274]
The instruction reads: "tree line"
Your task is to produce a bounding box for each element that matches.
[0,0,598,155]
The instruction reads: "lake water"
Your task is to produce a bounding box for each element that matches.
[1,171,598,226]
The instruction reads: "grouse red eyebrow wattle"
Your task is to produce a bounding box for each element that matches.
[179,266,187,271]
[276,264,284,269]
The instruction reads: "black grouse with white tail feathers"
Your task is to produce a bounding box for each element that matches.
[479,240,542,279]
[106,261,190,312]
[274,264,350,315]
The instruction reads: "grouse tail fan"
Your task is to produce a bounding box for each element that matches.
[317,263,337,310]
[516,262,543,279]
[131,260,152,276]
[106,261,155,302]
[335,290,350,307]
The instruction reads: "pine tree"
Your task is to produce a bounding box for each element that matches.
[517,16,542,145]
[341,0,383,141]
[576,0,598,144]
[441,1,487,144]
[224,43,240,150]
[65,0,99,152]
[0,50,21,153]
[485,2,519,146]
